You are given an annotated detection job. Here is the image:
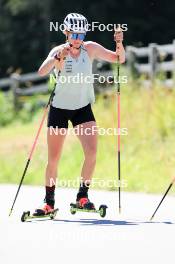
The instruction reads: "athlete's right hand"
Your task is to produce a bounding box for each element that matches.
[56,44,71,60]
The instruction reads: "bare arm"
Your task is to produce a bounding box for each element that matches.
[38,47,59,76]
[38,44,70,76]
[85,30,125,64]
[88,42,125,63]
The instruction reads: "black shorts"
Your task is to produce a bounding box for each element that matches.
[47,103,96,128]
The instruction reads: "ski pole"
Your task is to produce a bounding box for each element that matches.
[115,27,121,214]
[9,85,56,217]
[117,59,121,214]
[150,177,175,221]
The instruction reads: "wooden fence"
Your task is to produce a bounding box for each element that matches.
[1,40,175,110]
[126,40,175,87]
[0,61,113,110]
[0,72,48,111]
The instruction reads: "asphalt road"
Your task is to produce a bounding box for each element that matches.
[0,185,175,264]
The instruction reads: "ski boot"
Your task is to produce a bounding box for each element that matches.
[21,204,58,222]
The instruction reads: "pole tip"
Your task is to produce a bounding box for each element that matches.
[119,207,121,214]
[9,209,12,217]
[150,216,153,221]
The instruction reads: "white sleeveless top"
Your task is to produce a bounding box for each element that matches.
[51,46,95,110]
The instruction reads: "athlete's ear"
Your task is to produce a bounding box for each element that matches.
[63,30,67,35]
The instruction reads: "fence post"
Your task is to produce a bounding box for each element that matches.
[149,43,158,84]
[126,46,137,78]
[172,40,175,87]
[10,73,20,112]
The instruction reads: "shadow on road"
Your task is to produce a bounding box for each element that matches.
[23,217,174,225]
[54,219,137,226]
[53,219,174,226]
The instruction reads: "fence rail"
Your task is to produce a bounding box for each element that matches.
[0,72,48,110]
[126,39,175,87]
[0,78,12,87]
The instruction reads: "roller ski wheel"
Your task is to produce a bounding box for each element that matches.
[21,211,30,222]
[70,198,108,218]
[70,203,77,215]
[21,206,59,222]
[99,205,108,218]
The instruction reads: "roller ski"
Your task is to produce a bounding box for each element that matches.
[21,204,58,222]
[70,197,108,218]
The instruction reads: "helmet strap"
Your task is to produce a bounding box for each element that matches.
[73,46,81,50]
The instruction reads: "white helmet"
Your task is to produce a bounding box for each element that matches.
[63,13,88,33]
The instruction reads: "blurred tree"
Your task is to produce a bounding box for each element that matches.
[0,0,174,76]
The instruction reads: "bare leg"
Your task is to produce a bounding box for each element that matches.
[75,121,97,184]
[45,128,67,187]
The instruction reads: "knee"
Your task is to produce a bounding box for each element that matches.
[47,157,58,170]
[84,145,97,162]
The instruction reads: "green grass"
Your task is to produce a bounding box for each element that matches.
[1,79,175,194]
